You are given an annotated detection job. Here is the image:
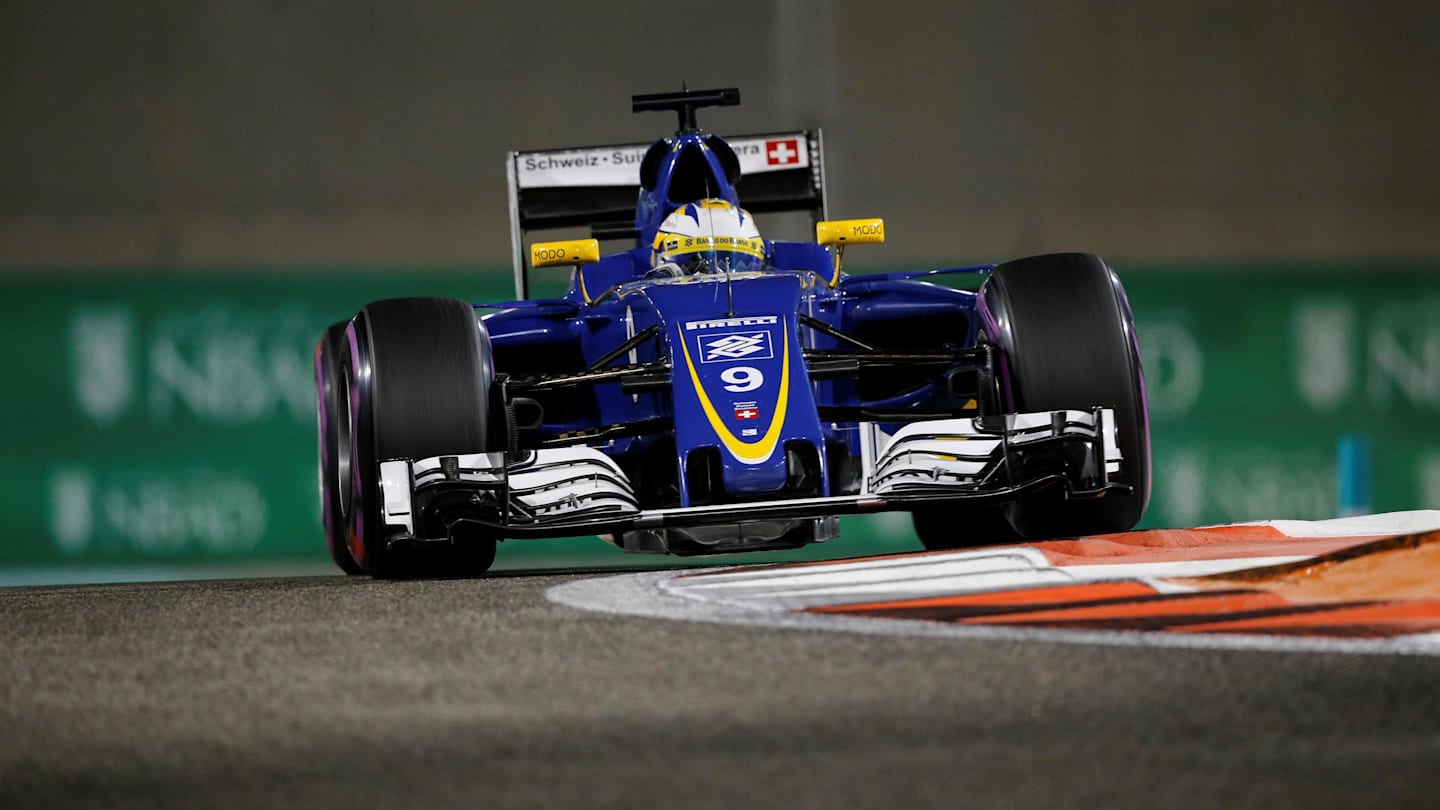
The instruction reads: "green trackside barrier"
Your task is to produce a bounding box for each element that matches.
[1,265,1437,572]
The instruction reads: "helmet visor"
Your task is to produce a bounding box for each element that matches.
[658,234,764,274]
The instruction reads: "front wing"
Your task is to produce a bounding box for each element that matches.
[375,408,1123,552]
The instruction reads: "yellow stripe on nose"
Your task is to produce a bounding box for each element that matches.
[679,324,790,465]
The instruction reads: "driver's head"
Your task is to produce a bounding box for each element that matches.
[652,199,763,274]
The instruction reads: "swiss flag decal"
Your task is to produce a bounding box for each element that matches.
[734,407,760,420]
[765,138,800,166]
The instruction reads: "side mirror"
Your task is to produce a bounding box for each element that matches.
[815,219,884,286]
[816,219,885,246]
[530,239,600,269]
[531,239,601,303]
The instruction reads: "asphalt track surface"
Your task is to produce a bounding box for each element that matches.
[3,569,1439,809]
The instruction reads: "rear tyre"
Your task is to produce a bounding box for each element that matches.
[979,252,1151,539]
[316,320,365,575]
[340,298,498,579]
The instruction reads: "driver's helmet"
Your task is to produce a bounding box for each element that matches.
[652,199,764,274]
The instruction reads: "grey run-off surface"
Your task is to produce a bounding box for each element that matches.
[2,571,1438,808]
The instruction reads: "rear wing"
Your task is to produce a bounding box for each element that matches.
[506,130,828,299]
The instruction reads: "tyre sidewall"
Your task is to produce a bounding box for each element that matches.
[317,321,365,575]
[342,316,386,576]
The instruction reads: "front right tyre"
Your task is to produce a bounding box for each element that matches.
[337,297,499,579]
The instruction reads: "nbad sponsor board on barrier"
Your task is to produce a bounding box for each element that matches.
[1,272,514,566]
[0,267,1436,568]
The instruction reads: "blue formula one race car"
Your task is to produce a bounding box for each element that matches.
[315,87,1151,578]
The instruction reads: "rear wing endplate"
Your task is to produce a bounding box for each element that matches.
[506,130,827,299]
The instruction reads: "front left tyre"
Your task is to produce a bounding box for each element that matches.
[979,252,1151,539]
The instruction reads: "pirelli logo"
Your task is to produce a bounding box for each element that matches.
[684,315,778,330]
